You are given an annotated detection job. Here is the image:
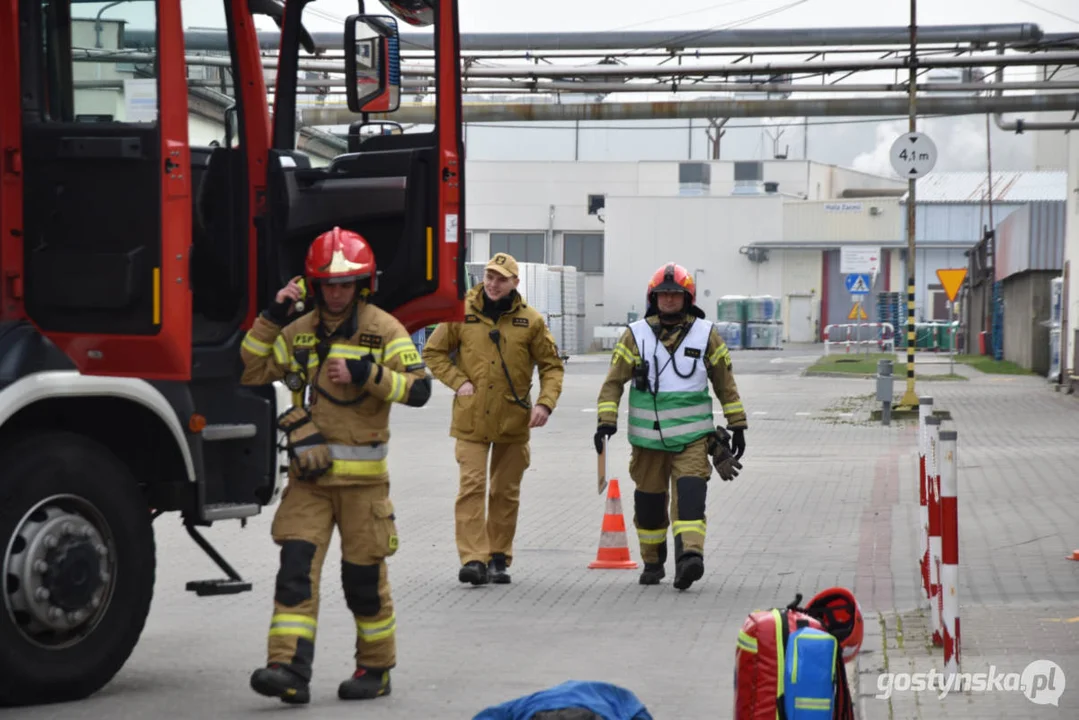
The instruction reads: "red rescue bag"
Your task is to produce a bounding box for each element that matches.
[733,595,856,720]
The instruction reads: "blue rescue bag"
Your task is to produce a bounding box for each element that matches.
[472,680,653,720]
[783,621,839,719]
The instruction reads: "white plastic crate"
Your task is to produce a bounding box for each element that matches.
[546,267,564,316]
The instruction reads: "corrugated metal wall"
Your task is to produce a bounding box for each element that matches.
[912,203,1025,244]
[1002,270,1057,374]
[994,201,1064,281]
[1027,201,1066,271]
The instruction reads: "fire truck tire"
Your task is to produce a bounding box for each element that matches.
[0,431,155,707]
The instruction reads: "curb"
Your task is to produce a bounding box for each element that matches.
[854,609,889,720]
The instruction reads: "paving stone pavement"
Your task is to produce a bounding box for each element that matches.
[11,349,1078,719]
[854,366,1079,720]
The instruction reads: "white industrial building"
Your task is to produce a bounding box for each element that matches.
[1063,133,1079,389]
[463,158,914,348]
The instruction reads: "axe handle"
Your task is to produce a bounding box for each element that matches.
[597,434,608,495]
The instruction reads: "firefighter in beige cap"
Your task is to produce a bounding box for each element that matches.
[423,252,565,585]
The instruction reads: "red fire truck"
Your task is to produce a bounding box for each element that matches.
[0,0,464,706]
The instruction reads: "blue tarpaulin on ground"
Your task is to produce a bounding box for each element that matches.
[472,680,653,720]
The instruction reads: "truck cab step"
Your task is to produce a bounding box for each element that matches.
[186,579,253,596]
[183,522,253,597]
[201,423,257,441]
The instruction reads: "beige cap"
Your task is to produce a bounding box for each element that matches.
[485,252,519,278]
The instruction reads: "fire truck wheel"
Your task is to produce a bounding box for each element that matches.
[0,431,155,707]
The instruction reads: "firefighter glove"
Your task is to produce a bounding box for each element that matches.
[730,427,746,460]
[264,297,293,326]
[706,426,743,482]
[277,406,332,481]
[594,424,617,454]
[346,356,374,386]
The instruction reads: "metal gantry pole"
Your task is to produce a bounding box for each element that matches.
[901,0,920,408]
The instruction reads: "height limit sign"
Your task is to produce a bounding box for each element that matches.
[890,131,937,179]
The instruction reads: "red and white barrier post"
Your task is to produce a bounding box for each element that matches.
[925,414,943,646]
[918,396,933,601]
[939,429,960,676]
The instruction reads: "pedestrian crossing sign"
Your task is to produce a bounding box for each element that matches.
[848,301,868,320]
[845,273,871,295]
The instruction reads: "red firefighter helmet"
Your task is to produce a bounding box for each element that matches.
[806,587,865,664]
[647,262,696,307]
[304,226,377,293]
[378,0,435,26]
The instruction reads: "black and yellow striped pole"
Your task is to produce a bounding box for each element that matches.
[899,0,921,409]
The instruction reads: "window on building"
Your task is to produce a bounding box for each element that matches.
[563,233,604,273]
[490,233,545,263]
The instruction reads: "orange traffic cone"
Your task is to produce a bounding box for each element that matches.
[588,479,639,570]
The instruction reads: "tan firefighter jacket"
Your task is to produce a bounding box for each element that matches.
[240,300,430,485]
[596,314,748,432]
[422,284,565,445]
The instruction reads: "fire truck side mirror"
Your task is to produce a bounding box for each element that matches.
[344,14,401,115]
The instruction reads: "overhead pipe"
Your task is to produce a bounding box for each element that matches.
[428,50,1079,79]
[299,90,1079,125]
[76,48,1079,81]
[990,43,1079,132]
[70,77,1079,95]
[125,24,1045,53]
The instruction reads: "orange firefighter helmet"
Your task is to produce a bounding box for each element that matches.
[304,226,377,293]
[806,587,865,663]
[647,262,696,307]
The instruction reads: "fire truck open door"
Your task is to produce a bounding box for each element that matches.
[264,0,466,333]
[12,0,193,381]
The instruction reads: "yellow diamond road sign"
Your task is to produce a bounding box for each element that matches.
[848,301,868,320]
[936,268,968,303]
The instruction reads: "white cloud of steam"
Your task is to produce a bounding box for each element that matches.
[850,115,1036,179]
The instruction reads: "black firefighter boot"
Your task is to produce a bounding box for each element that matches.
[488,553,511,584]
[673,552,704,591]
[338,666,392,700]
[640,538,668,585]
[250,663,311,704]
[639,563,666,585]
[459,560,489,585]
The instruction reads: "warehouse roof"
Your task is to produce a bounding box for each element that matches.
[904,170,1069,204]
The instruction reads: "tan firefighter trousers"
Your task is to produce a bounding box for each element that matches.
[266,480,399,680]
[628,436,712,566]
[454,439,531,566]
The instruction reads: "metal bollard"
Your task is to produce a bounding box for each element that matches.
[918,396,934,602]
[939,428,960,676]
[925,415,943,647]
[876,359,894,425]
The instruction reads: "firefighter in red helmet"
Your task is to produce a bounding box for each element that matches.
[594,263,748,590]
[240,226,431,705]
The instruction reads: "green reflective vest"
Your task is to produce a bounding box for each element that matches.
[626,318,715,452]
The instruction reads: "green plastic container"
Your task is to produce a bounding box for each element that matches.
[915,323,935,349]
[716,296,747,323]
[936,324,953,351]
